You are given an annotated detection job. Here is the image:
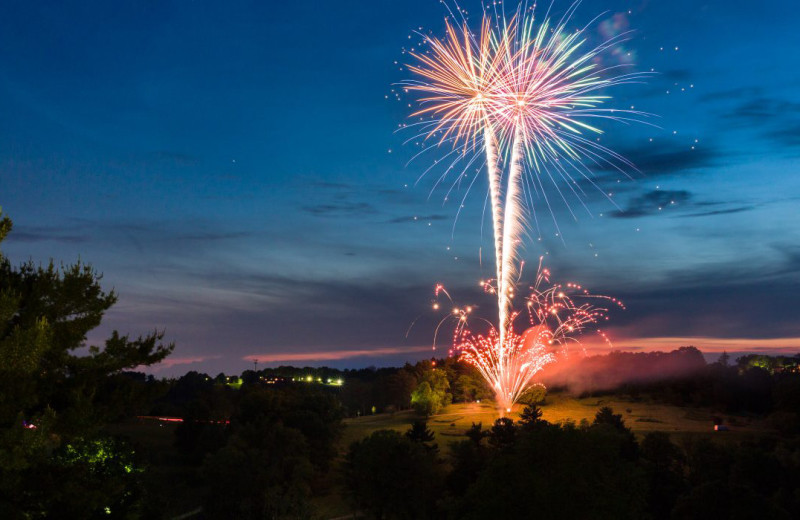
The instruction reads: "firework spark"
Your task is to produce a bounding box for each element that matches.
[406,16,508,290]
[406,2,645,409]
[437,261,624,410]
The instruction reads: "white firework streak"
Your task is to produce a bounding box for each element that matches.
[405,1,651,409]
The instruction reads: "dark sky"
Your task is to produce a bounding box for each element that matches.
[1,1,798,376]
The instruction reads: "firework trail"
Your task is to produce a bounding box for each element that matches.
[406,17,508,289]
[405,1,648,409]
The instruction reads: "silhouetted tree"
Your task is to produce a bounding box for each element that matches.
[592,406,637,460]
[465,422,487,446]
[203,421,314,519]
[406,420,436,451]
[487,417,516,449]
[340,378,373,416]
[518,404,545,430]
[0,209,173,517]
[235,385,343,471]
[639,432,685,519]
[345,429,443,519]
[592,406,627,431]
[385,369,417,410]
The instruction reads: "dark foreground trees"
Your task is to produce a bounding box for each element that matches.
[346,428,443,520]
[450,407,647,520]
[345,405,800,520]
[202,421,314,519]
[0,210,173,517]
[200,384,344,519]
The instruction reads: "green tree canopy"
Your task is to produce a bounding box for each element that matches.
[410,367,452,416]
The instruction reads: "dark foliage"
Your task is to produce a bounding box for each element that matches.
[345,429,443,520]
[202,421,314,519]
[0,210,173,518]
[464,422,488,445]
[406,420,437,452]
[487,417,516,449]
[451,415,648,519]
[444,407,800,519]
[518,404,545,430]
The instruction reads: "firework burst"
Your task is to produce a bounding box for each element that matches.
[436,261,624,410]
[405,1,646,410]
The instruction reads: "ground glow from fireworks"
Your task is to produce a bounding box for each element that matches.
[435,260,624,411]
[405,2,645,410]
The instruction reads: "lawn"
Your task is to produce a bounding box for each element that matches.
[340,392,771,447]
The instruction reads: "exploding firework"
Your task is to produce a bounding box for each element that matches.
[436,261,624,410]
[405,2,645,410]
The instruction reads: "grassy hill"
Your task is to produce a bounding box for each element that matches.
[341,393,771,448]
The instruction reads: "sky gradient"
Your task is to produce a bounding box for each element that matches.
[1,0,798,376]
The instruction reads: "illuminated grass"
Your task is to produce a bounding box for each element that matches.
[341,393,773,446]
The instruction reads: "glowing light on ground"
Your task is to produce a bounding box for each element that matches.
[436,261,623,410]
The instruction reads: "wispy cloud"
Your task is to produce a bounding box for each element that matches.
[244,345,432,364]
[621,146,717,176]
[8,226,89,244]
[145,355,222,372]
[609,189,691,218]
[609,189,762,220]
[302,201,377,217]
[706,91,800,151]
[723,97,800,123]
[588,140,719,183]
[698,86,763,102]
[677,206,754,218]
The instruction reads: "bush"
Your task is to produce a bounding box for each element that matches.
[517,384,547,405]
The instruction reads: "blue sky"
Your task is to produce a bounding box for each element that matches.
[1,0,798,375]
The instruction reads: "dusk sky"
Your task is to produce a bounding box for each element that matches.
[1,0,798,376]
